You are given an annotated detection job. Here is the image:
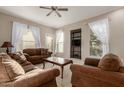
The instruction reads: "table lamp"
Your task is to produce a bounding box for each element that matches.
[1,41,13,54]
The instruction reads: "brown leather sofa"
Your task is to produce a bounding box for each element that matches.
[0,53,60,87]
[23,48,52,64]
[70,53,124,87]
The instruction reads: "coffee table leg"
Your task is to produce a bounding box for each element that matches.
[53,64,54,67]
[43,62,45,69]
[61,66,64,79]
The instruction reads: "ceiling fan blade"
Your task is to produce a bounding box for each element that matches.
[39,6,51,10]
[55,10,61,17]
[46,10,53,16]
[58,8,68,11]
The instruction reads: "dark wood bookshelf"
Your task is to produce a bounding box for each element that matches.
[70,29,81,59]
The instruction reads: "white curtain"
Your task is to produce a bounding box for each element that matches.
[12,22,27,52]
[55,30,64,52]
[56,30,64,43]
[29,26,41,48]
[88,18,109,56]
[45,33,54,51]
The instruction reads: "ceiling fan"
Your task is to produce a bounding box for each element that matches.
[40,6,68,17]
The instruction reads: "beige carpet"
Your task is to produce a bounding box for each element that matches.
[36,58,84,87]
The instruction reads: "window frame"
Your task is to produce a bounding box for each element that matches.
[21,30,36,50]
[89,18,109,57]
[55,30,64,53]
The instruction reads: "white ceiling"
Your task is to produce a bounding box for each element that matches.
[0,6,122,28]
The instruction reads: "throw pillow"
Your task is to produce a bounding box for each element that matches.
[3,59,25,80]
[10,52,27,64]
[98,53,122,72]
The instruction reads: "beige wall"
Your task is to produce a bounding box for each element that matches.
[109,9,124,60]
[57,8,124,62]
[0,12,55,52]
[1,8,124,62]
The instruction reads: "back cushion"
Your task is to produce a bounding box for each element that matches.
[35,48,41,55]
[44,49,48,54]
[23,48,42,56]
[41,49,48,55]
[3,59,25,80]
[98,53,122,72]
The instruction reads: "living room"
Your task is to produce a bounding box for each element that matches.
[1,5,124,89]
[1,6,124,60]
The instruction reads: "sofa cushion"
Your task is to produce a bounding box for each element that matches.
[98,53,122,72]
[22,63,37,72]
[29,56,43,61]
[3,59,25,80]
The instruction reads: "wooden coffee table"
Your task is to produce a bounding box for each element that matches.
[43,57,73,79]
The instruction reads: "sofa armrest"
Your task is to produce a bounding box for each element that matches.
[14,68,60,87]
[119,66,124,73]
[70,64,124,86]
[47,51,52,57]
[84,57,100,67]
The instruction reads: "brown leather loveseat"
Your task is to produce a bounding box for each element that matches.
[23,48,52,64]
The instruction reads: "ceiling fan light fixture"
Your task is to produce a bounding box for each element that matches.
[40,6,68,17]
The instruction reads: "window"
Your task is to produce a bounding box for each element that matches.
[22,30,36,49]
[55,30,64,53]
[12,22,41,52]
[16,30,36,51]
[46,34,54,52]
[90,31,102,57]
[89,18,109,57]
